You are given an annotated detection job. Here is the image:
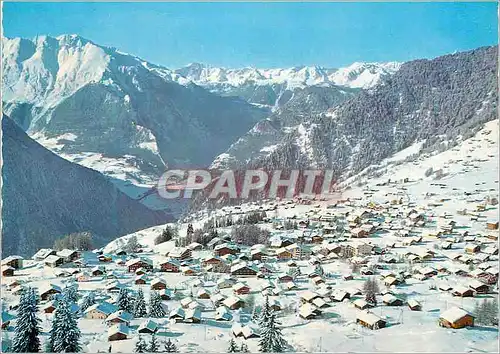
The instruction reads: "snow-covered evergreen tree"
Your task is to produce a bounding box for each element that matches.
[63,283,79,304]
[79,291,96,313]
[363,277,379,305]
[259,296,272,327]
[148,332,160,352]
[50,297,82,352]
[133,288,148,317]
[11,287,41,352]
[117,288,134,313]
[164,339,178,353]
[148,291,166,318]
[134,336,147,353]
[227,338,239,353]
[259,310,286,353]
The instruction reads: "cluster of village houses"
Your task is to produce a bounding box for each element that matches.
[1,187,499,344]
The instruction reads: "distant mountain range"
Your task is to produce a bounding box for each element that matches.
[1,34,400,205]
[1,34,497,249]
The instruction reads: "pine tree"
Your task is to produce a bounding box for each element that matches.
[133,288,148,317]
[363,277,379,305]
[134,336,147,353]
[149,332,160,353]
[240,342,249,353]
[11,287,41,352]
[259,296,272,328]
[117,288,134,313]
[258,310,286,352]
[80,291,96,313]
[52,297,82,352]
[63,283,79,304]
[149,291,166,318]
[164,339,178,353]
[227,338,239,353]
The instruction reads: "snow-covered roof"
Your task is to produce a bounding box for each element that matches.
[440,307,471,323]
[356,311,385,326]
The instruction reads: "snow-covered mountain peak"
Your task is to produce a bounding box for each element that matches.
[174,61,401,90]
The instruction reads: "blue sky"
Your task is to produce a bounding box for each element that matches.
[3,2,497,68]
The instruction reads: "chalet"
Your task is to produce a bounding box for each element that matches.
[384,276,401,287]
[223,296,245,310]
[1,266,14,277]
[351,228,369,238]
[91,266,105,276]
[180,297,194,309]
[299,303,322,319]
[196,288,210,299]
[215,306,233,321]
[464,244,480,254]
[330,289,351,302]
[106,310,133,326]
[169,307,186,322]
[2,256,23,269]
[347,242,373,256]
[108,323,129,341]
[85,302,118,319]
[137,319,158,334]
[356,311,387,330]
[181,266,198,276]
[250,248,266,261]
[135,267,147,275]
[230,263,258,277]
[184,308,202,323]
[232,282,250,295]
[300,290,321,304]
[441,241,453,250]
[168,247,192,261]
[468,279,490,294]
[151,278,167,290]
[382,294,403,306]
[40,284,62,301]
[158,258,181,273]
[353,298,373,310]
[439,307,474,329]
[57,249,79,263]
[188,242,203,251]
[202,256,223,268]
[452,286,474,297]
[214,244,239,257]
[126,258,153,273]
[275,248,293,260]
[232,323,260,339]
[408,299,422,311]
[33,248,56,261]
[486,221,499,230]
[135,275,147,285]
